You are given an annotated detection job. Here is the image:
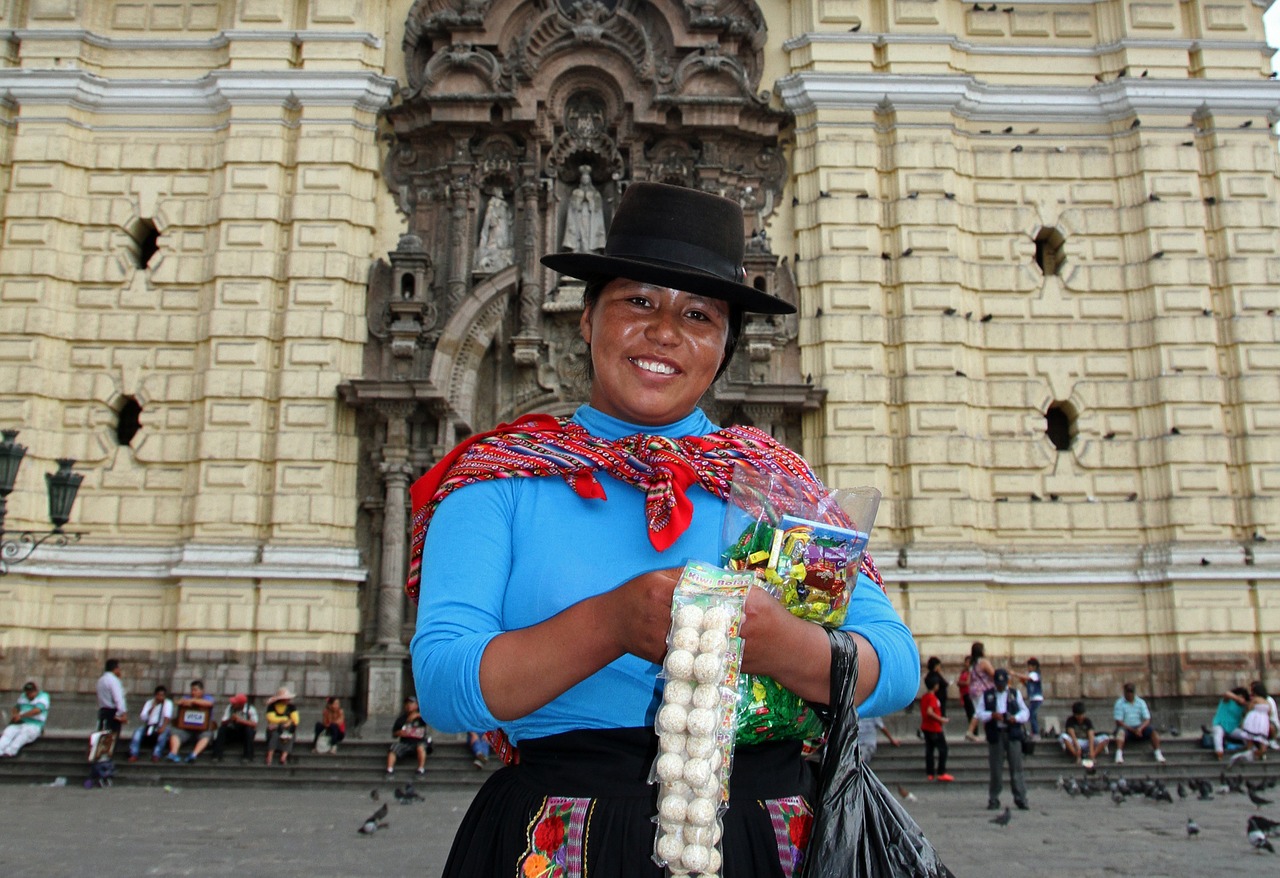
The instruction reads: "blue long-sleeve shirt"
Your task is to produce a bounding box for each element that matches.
[411,405,919,743]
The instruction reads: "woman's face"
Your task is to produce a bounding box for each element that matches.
[580,279,731,426]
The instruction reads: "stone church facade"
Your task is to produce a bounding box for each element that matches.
[0,0,1276,723]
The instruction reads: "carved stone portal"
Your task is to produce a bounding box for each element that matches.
[338,0,822,695]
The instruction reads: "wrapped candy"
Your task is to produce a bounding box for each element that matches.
[650,561,753,878]
[720,463,881,746]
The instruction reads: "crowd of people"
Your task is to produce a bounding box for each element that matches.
[0,659,456,774]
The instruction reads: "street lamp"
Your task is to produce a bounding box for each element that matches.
[0,430,87,575]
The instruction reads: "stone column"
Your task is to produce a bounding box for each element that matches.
[358,401,417,730]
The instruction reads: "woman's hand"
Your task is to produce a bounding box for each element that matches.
[600,566,683,664]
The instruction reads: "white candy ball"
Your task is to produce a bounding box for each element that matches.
[702,605,733,632]
[674,604,705,630]
[684,825,714,846]
[656,752,686,783]
[665,779,693,800]
[685,734,715,759]
[664,679,694,706]
[659,731,687,753]
[672,626,701,652]
[686,707,717,737]
[656,831,685,865]
[712,820,723,843]
[692,684,721,710]
[658,793,689,822]
[664,648,696,681]
[658,702,688,734]
[698,628,728,656]
[687,796,717,826]
[707,747,722,771]
[681,844,710,873]
[693,652,725,684]
[695,778,721,800]
[708,846,722,872]
[682,757,712,787]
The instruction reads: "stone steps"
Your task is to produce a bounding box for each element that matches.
[4,732,1274,791]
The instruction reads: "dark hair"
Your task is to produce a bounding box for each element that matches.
[1026,657,1039,668]
[1071,700,1085,715]
[154,685,167,695]
[1122,682,1135,692]
[969,642,985,660]
[191,679,204,689]
[581,278,744,382]
[1251,681,1268,699]
[926,656,941,671]
[104,658,120,672]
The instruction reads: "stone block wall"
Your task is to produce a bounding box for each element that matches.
[0,1,398,698]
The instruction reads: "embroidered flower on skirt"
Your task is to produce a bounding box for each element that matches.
[519,796,592,878]
[765,795,815,878]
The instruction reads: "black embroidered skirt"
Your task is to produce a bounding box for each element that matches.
[441,727,817,878]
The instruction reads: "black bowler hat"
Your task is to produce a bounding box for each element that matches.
[541,181,795,315]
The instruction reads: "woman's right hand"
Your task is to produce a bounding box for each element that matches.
[600,567,683,664]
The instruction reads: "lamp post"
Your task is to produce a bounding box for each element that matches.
[0,430,86,575]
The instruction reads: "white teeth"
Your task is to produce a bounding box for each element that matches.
[633,358,677,375]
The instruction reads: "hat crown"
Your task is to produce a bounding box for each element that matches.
[603,182,745,282]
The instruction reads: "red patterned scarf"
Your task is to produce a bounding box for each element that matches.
[405,414,882,602]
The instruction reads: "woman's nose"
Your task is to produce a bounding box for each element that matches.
[644,306,681,344]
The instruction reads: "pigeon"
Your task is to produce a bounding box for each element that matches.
[1248,815,1280,834]
[1178,782,1188,799]
[980,313,993,322]
[1187,817,1199,836]
[1249,828,1276,853]
[990,807,1012,827]
[1112,789,1125,805]
[898,784,918,802]
[359,802,389,834]
[370,789,380,801]
[1248,789,1273,807]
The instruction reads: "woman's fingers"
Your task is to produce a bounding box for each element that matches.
[607,567,682,663]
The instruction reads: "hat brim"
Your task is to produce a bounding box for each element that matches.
[541,251,796,315]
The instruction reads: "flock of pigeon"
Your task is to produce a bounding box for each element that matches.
[357,783,424,835]
[1021,770,1280,854]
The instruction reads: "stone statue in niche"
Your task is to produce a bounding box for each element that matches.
[561,165,606,253]
[474,186,514,273]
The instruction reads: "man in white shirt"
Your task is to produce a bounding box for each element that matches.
[95,658,127,734]
[975,667,1031,811]
[127,685,173,762]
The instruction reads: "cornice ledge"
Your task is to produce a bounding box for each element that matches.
[10,27,382,49]
[0,68,397,114]
[782,30,1272,58]
[777,72,1280,120]
[12,542,366,582]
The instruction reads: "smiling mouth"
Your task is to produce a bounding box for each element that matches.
[630,357,679,376]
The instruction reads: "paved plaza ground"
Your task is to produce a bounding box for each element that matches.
[2,776,1277,876]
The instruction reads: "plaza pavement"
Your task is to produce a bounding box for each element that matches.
[3,774,1277,877]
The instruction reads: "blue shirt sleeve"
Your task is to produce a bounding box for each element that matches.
[410,481,509,734]
[840,570,919,718]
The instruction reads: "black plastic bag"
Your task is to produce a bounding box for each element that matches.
[799,630,954,878]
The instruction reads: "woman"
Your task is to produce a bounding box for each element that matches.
[1240,681,1274,761]
[263,688,299,766]
[964,642,996,742]
[410,182,920,876]
[958,655,973,722]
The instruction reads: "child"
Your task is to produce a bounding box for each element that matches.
[921,675,952,781]
[1015,658,1044,738]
